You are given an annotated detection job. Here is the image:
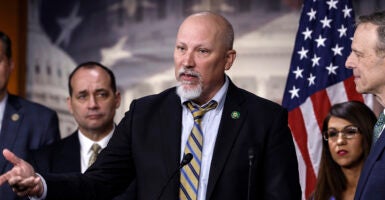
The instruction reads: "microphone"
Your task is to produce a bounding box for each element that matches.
[156,153,193,200]
[247,148,255,200]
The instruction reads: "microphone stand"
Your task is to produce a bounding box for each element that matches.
[156,153,193,200]
[247,148,255,200]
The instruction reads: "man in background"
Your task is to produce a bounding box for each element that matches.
[0,31,60,199]
[29,62,121,174]
[344,10,385,200]
[28,62,134,199]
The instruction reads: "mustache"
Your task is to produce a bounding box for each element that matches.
[178,68,201,78]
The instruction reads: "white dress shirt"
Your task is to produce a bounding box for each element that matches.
[0,93,8,133]
[78,128,114,173]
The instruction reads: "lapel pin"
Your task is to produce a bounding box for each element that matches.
[11,113,20,122]
[231,111,240,119]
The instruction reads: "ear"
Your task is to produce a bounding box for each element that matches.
[9,60,15,71]
[224,49,236,71]
[115,91,121,109]
[67,96,74,114]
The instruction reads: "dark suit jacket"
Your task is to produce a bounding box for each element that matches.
[355,128,385,200]
[29,131,81,174]
[29,131,137,200]
[45,80,301,200]
[0,94,60,200]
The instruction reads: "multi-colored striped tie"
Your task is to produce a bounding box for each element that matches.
[373,112,385,144]
[179,100,217,200]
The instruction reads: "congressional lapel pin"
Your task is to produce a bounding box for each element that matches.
[12,113,19,122]
[231,111,240,119]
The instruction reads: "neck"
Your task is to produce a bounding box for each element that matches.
[341,163,362,199]
[79,124,113,142]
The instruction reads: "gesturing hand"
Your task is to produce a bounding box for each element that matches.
[0,149,44,197]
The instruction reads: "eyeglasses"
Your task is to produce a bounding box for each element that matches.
[323,126,360,141]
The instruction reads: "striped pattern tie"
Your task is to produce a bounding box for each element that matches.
[373,112,385,144]
[179,100,217,200]
[88,143,101,167]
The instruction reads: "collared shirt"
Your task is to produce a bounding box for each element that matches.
[0,93,8,133]
[180,76,229,200]
[78,128,114,173]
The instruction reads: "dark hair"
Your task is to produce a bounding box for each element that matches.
[68,61,117,96]
[312,101,376,200]
[357,10,385,56]
[0,31,12,59]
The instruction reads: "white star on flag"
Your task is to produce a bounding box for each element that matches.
[297,47,309,60]
[289,86,300,99]
[302,27,313,40]
[331,44,344,56]
[315,35,327,47]
[293,66,304,79]
[342,5,352,18]
[307,8,317,21]
[326,63,339,75]
[326,0,339,10]
[337,25,347,37]
[320,16,332,28]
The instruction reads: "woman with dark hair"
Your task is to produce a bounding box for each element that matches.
[311,101,377,200]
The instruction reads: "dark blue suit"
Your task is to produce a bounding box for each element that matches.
[0,94,60,200]
[355,128,385,200]
[44,80,301,200]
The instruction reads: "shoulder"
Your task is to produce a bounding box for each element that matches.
[130,87,179,108]
[33,132,78,154]
[229,84,285,113]
[7,94,57,115]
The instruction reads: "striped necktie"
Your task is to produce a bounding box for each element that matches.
[373,112,385,144]
[88,143,101,167]
[179,100,217,200]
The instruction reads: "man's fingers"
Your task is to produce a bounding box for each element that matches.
[3,149,22,166]
[0,172,10,185]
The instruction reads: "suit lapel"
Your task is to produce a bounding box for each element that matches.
[55,132,82,172]
[159,90,182,198]
[206,81,247,199]
[355,129,385,199]
[0,95,23,173]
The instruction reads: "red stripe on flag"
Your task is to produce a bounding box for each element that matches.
[310,90,331,130]
[344,77,364,102]
[288,108,317,198]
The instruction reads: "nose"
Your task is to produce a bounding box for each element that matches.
[182,50,195,68]
[345,53,354,69]
[88,95,99,109]
[336,133,347,145]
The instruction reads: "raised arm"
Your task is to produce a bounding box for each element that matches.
[0,149,44,197]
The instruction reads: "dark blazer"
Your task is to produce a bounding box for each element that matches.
[0,94,60,200]
[29,131,137,200]
[29,131,81,174]
[355,128,385,200]
[45,80,301,200]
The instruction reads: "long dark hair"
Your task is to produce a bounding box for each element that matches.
[312,101,376,200]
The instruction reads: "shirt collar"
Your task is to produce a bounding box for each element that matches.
[78,126,115,154]
[180,75,229,109]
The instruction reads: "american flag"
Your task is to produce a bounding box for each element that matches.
[282,0,372,199]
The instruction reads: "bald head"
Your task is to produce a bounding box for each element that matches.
[179,11,234,50]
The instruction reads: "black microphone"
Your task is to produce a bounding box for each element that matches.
[156,153,193,200]
[247,148,255,200]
